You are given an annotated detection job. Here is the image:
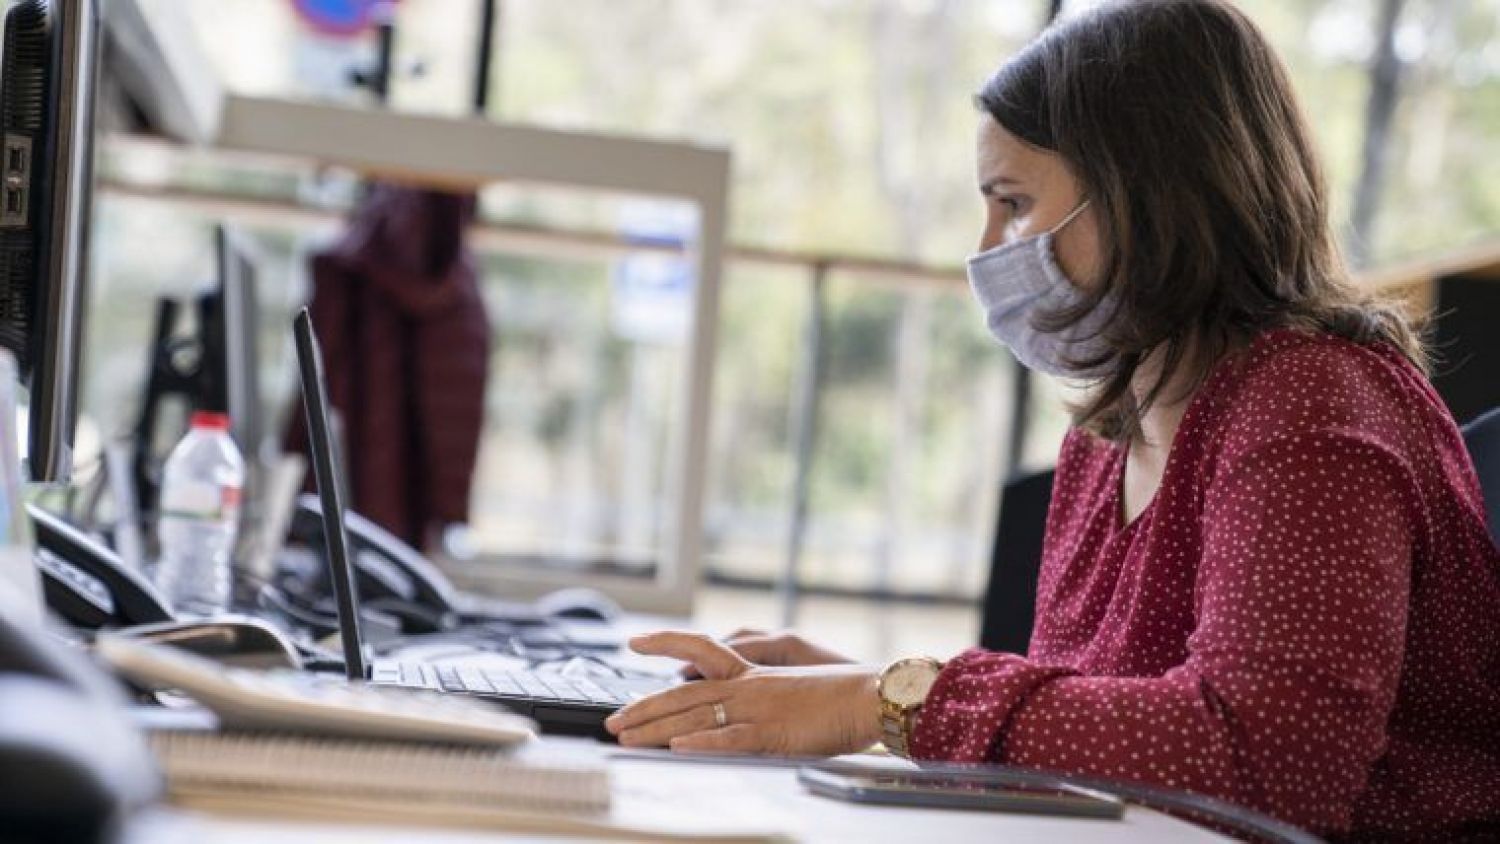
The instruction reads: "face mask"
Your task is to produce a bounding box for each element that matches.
[966,199,1113,378]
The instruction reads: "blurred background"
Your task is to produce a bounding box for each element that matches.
[79,0,1500,660]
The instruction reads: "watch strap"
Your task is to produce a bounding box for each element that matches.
[879,700,918,758]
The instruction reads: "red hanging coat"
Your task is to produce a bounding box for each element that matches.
[285,184,490,549]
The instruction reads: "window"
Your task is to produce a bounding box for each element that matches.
[93,0,1497,603]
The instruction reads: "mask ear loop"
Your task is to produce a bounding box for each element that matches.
[1049,199,1091,235]
[1042,197,1116,369]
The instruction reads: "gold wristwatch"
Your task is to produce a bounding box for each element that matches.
[877,656,943,759]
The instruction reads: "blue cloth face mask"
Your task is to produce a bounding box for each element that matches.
[965,199,1113,378]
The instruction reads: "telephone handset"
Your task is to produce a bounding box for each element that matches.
[290,493,459,613]
[287,495,545,629]
[29,504,174,629]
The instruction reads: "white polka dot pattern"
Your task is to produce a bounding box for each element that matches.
[909,329,1500,841]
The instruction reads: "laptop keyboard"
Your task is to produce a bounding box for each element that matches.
[371,662,664,707]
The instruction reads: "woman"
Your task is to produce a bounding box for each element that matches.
[605,1,1500,839]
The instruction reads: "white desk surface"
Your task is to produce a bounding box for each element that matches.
[128,746,1234,844]
[124,613,1233,842]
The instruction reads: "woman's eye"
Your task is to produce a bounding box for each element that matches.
[997,196,1024,215]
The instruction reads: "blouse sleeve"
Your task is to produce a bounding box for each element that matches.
[909,430,1416,832]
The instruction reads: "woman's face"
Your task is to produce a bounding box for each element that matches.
[974,116,1102,290]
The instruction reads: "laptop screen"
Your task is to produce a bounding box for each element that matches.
[291,308,367,681]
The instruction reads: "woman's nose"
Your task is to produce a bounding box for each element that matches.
[977,213,1006,253]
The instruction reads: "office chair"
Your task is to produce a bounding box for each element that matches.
[978,468,1054,654]
[1460,406,1500,547]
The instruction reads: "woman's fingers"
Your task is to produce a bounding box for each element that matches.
[614,666,882,758]
[616,701,721,747]
[604,677,723,735]
[719,634,783,665]
[670,724,762,754]
[629,630,751,680]
[682,630,780,678]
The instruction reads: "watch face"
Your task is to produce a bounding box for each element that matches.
[884,659,940,707]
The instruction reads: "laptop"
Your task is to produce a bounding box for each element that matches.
[291,308,670,737]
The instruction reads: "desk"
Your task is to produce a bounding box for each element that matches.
[126,746,1234,843]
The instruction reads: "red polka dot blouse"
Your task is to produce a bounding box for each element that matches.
[909,329,1500,840]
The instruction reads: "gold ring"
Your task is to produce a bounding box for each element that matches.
[712,701,728,728]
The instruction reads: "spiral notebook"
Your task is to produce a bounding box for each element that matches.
[148,730,787,841]
[149,730,607,811]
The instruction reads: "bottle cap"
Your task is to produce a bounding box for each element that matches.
[190,411,232,431]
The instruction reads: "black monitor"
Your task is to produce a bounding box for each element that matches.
[204,225,272,569]
[203,225,263,461]
[0,0,101,483]
[131,224,267,556]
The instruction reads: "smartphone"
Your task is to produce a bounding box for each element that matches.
[798,765,1125,819]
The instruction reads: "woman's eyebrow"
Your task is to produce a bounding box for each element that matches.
[978,175,1022,195]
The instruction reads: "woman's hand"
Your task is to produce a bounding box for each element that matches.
[605,630,882,757]
[680,628,856,679]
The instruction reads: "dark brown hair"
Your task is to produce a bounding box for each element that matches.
[977,0,1426,442]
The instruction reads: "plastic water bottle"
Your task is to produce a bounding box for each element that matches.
[154,412,244,616]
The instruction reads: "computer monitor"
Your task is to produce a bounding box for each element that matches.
[204,224,283,573]
[203,224,263,462]
[131,224,271,566]
[0,0,101,484]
